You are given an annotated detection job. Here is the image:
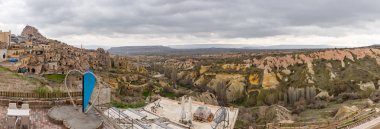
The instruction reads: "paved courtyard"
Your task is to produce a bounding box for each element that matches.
[0,106,64,129]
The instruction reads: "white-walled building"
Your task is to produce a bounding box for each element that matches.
[0,31,10,62]
[0,49,6,62]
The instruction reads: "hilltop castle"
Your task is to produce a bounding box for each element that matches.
[0,26,111,74]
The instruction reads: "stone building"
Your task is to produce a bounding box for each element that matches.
[38,44,51,50]
[49,62,58,70]
[21,41,34,49]
[27,64,43,74]
[0,31,10,62]
[7,48,24,59]
[2,26,111,75]
[0,30,11,46]
[19,56,31,66]
[0,48,6,62]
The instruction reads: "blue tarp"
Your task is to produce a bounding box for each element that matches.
[8,58,18,62]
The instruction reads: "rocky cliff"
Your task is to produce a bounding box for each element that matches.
[21,25,47,42]
[168,47,380,104]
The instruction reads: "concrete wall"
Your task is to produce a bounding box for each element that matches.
[92,87,111,106]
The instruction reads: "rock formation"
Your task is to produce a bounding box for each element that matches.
[21,25,47,42]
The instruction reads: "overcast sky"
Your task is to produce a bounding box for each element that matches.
[1,0,380,47]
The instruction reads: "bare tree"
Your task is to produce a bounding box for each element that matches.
[288,87,297,105]
[216,80,229,106]
[171,69,177,88]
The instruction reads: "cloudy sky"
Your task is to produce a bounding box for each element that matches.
[1,0,380,48]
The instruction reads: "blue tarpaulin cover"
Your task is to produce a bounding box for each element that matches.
[8,58,18,62]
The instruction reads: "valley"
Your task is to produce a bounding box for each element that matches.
[108,45,380,128]
[1,26,380,128]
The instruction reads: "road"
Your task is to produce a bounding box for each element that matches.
[352,116,380,129]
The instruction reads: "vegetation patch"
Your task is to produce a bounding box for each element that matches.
[44,74,66,83]
[34,86,49,97]
[111,100,146,109]
[0,66,9,72]
[159,89,176,99]
[142,88,152,97]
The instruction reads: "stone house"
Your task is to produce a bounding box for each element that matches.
[21,41,34,49]
[46,62,58,71]
[7,48,25,59]
[19,56,30,66]
[0,31,11,46]
[27,64,43,74]
[38,44,51,50]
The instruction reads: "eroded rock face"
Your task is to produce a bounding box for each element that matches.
[257,105,293,123]
[193,92,219,105]
[164,59,196,70]
[359,81,376,91]
[177,71,197,83]
[206,74,245,102]
[194,75,208,87]
[248,74,260,85]
[199,66,210,75]
[334,106,359,119]
[250,48,380,73]
[262,69,279,89]
[244,48,380,89]
[21,25,47,41]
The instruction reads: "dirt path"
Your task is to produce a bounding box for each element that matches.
[352,116,380,129]
[0,67,40,92]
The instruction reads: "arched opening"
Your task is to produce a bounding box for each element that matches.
[2,53,5,59]
[53,65,56,70]
[31,68,36,73]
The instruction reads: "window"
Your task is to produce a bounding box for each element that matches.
[2,53,5,59]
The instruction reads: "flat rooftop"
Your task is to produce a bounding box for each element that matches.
[103,97,239,129]
[143,98,239,129]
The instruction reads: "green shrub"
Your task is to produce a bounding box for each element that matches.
[53,88,63,97]
[34,86,49,97]
[142,88,152,97]
[160,89,176,99]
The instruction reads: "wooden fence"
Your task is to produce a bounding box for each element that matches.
[0,91,82,99]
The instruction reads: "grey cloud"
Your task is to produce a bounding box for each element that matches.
[3,0,380,39]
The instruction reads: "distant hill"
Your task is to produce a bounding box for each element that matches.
[169,44,335,49]
[243,45,336,49]
[108,44,338,55]
[168,44,254,49]
[108,45,174,55]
